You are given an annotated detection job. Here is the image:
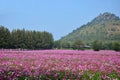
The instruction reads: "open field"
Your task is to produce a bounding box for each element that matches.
[0,50,120,80]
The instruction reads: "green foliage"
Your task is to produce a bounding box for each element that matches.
[0,26,54,49]
[0,26,11,48]
[111,42,120,51]
[72,40,84,50]
[81,71,120,80]
[61,41,71,49]
[11,29,27,48]
[54,41,72,49]
[107,72,120,79]
[96,42,120,51]
[92,40,102,51]
[2,70,120,80]
[54,40,61,49]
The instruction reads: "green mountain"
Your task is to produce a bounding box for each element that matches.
[60,12,120,43]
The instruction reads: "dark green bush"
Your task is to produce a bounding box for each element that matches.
[112,42,120,51]
[92,40,102,51]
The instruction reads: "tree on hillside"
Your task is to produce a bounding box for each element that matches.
[111,42,120,51]
[92,40,102,51]
[72,40,84,50]
[60,41,71,49]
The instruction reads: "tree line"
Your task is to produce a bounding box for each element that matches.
[54,40,120,51]
[0,26,120,51]
[0,26,54,49]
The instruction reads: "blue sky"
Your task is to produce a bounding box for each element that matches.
[0,0,120,40]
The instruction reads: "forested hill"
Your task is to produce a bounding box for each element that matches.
[60,12,120,43]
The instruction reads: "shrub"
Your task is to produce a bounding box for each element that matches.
[92,40,102,51]
[112,42,120,51]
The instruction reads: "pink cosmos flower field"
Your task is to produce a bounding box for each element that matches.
[0,50,120,79]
